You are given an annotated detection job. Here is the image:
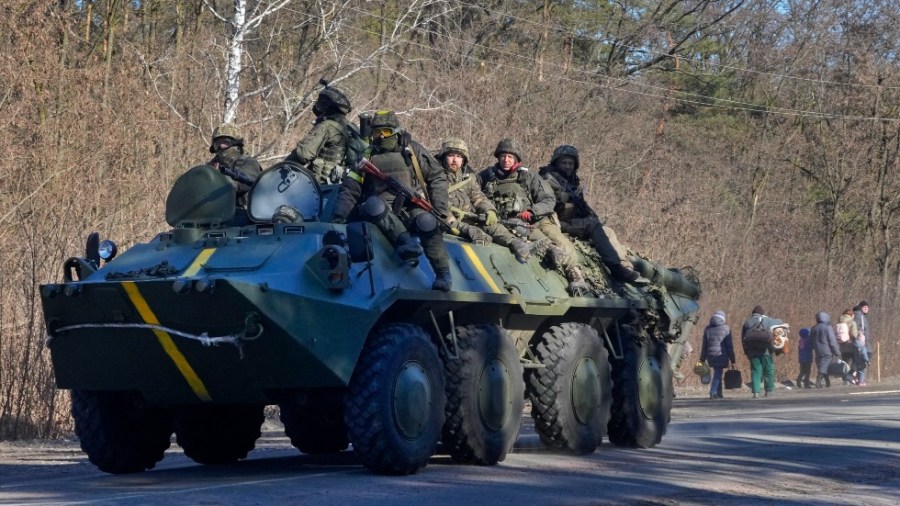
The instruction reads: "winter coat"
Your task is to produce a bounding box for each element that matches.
[854,309,871,352]
[838,314,858,355]
[811,312,840,369]
[700,312,735,368]
[741,312,784,359]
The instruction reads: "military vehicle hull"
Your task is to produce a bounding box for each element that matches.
[40,163,700,474]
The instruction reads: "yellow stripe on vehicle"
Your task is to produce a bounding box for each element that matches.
[461,244,503,294]
[183,248,216,277]
[121,281,212,402]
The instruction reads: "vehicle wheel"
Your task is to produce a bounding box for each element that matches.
[441,324,524,465]
[279,394,349,454]
[608,328,673,448]
[344,323,445,475]
[71,389,173,474]
[526,323,611,454]
[174,404,264,464]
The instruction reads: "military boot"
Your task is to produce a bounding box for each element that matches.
[566,265,591,296]
[395,233,423,266]
[509,238,532,263]
[432,268,452,292]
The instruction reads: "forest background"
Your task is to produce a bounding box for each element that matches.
[1,0,898,440]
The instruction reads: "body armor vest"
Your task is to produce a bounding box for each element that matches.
[368,150,416,206]
[484,172,531,217]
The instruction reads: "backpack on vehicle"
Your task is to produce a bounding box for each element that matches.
[835,322,850,343]
[743,316,772,351]
[343,122,369,167]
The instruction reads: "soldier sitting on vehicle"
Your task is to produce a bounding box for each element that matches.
[331,111,453,291]
[437,138,533,262]
[284,79,355,184]
[539,144,643,283]
[478,138,590,296]
[207,122,262,217]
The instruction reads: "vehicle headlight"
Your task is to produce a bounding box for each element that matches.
[98,240,118,261]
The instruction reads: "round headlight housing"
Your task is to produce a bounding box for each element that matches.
[98,240,118,261]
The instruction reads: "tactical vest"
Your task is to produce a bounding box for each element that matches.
[448,171,473,211]
[368,150,415,206]
[484,172,532,217]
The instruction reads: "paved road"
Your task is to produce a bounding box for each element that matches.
[2,385,899,505]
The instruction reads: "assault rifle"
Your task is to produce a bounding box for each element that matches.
[565,187,598,220]
[451,208,536,231]
[357,158,460,235]
[220,165,258,187]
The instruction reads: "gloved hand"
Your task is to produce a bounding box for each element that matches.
[332,215,346,224]
[517,210,533,223]
[450,206,466,220]
[485,209,498,226]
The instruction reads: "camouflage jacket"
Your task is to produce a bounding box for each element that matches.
[285,114,349,182]
[478,165,556,219]
[447,166,496,216]
[540,166,591,222]
[208,148,262,207]
[332,139,449,221]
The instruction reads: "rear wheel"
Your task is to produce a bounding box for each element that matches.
[526,323,611,454]
[441,324,524,465]
[174,404,264,464]
[279,392,349,454]
[71,389,173,474]
[608,329,673,448]
[344,324,445,475]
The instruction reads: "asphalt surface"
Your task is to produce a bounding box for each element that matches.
[2,382,899,505]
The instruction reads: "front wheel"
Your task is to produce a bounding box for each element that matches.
[526,323,611,454]
[173,404,264,465]
[608,329,673,448]
[441,324,524,465]
[344,324,446,475]
[71,390,173,474]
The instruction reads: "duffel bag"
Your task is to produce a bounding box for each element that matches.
[827,359,850,377]
[724,367,743,389]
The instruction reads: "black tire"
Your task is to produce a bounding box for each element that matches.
[71,389,173,474]
[526,323,611,454]
[279,394,349,454]
[344,323,446,475]
[441,324,524,465]
[174,404,264,465]
[608,329,673,448]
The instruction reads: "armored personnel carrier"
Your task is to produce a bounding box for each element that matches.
[40,162,700,475]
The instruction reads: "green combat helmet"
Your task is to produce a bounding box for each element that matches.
[493,138,522,161]
[318,79,353,114]
[210,123,244,153]
[370,110,401,129]
[550,144,579,170]
[437,138,470,163]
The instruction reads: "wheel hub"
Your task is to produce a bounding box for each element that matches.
[392,360,431,439]
[638,352,661,420]
[571,357,601,425]
[478,358,513,431]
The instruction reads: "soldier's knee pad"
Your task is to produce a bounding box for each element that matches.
[360,196,388,222]
[413,212,439,236]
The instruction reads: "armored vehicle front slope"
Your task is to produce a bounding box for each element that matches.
[41,162,700,474]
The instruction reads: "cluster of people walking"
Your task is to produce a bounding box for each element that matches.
[796,301,872,389]
[698,302,874,399]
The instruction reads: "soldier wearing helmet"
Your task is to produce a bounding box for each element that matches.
[437,138,532,262]
[539,144,643,283]
[331,111,453,291]
[208,122,262,212]
[285,79,357,184]
[478,138,589,296]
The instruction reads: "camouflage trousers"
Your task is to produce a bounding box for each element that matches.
[562,216,633,270]
[458,221,520,248]
[370,208,449,272]
[532,213,578,271]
